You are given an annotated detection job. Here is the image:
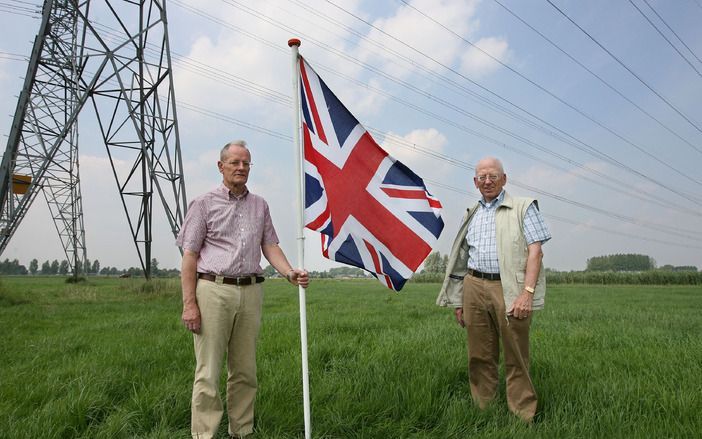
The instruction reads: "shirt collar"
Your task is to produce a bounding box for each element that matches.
[478,189,505,209]
[218,183,248,200]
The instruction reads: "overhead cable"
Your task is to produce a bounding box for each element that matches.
[546,0,702,143]
[491,0,702,160]
[627,0,702,77]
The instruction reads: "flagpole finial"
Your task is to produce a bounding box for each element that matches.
[288,38,301,47]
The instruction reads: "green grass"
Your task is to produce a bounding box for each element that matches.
[0,277,700,438]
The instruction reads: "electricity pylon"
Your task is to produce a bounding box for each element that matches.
[0,0,187,279]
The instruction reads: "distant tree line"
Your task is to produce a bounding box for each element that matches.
[657,264,699,272]
[410,252,700,285]
[263,265,368,279]
[586,254,656,271]
[0,259,28,275]
[0,257,180,277]
[546,269,701,285]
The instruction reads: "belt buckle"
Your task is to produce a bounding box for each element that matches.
[215,275,225,285]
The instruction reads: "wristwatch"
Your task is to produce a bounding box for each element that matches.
[524,286,535,294]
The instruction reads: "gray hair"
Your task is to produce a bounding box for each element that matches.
[475,156,505,175]
[220,140,248,160]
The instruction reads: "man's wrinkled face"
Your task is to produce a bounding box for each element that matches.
[218,145,251,189]
[473,161,506,202]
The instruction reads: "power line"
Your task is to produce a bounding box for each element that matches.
[169,0,284,54]
[12,1,702,214]
[89,20,290,106]
[0,7,38,18]
[5,48,700,247]
[423,180,702,250]
[0,51,29,61]
[627,0,702,77]
[396,0,702,184]
[491,0,702,163]
[370,128,700,218]
[167,0,702,210]
[3,0,38,6]
[689,0,702,12]
[321,0,702,203]
[177,101,291,141]
[170,0,702,209]
[378,132,702,242]
[641,0,702,65]
[545,214,702,250]
[173,95,702,244]
[546,0,702,142]
[0,0,38,17]
[5,2,700,249]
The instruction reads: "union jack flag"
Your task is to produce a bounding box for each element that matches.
[298,57,444,291]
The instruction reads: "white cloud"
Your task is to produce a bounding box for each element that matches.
[355,0,481,77]
[459,36,510,78]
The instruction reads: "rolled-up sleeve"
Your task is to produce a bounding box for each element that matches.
[176,198,207,253]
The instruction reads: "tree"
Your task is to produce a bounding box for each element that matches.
[84,258,91,275]
[262,264,277,277]
[17,261,28,275]
[586,254,655,271]
[328,266,366,277]
[41,260,51,274]
[91,259,100,275]
[423,251,444,274]
[59,260,69,275]
[150,258,159,276]
[659,265,698,272]
[0,259,27,275]
[29,259,38,275]
[50,259,60,275]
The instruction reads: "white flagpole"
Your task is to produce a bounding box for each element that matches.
[288,37,311,439]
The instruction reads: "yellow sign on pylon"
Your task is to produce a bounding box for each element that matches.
[12,175,31,194]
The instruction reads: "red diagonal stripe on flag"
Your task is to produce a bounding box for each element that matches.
[365,240,392,289]
[299,58,328,144]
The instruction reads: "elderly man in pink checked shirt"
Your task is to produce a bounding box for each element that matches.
[177,140,309,439]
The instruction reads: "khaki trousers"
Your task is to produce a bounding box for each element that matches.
[191,279,263,439]
[463,275,537,421]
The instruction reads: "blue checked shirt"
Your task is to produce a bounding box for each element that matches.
[466,190,551,273]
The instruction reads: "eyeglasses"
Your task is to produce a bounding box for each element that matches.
[475,174,501,182]
[223,160,252,169]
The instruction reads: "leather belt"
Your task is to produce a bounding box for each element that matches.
[467,268,500,281]
[197,273,265,286]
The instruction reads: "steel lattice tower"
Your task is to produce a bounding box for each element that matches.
[0,0,187,278]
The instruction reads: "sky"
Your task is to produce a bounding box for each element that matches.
[1,0,702,273]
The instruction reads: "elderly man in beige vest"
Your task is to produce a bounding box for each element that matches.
[437,157,551,422]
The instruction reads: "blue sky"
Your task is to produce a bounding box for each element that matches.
[1,0,701,272]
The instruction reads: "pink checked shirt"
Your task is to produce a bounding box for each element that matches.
[176,184,279,276]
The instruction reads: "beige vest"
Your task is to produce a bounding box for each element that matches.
[436,192,546,310]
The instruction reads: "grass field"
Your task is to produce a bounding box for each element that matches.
[0,277,700,438]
